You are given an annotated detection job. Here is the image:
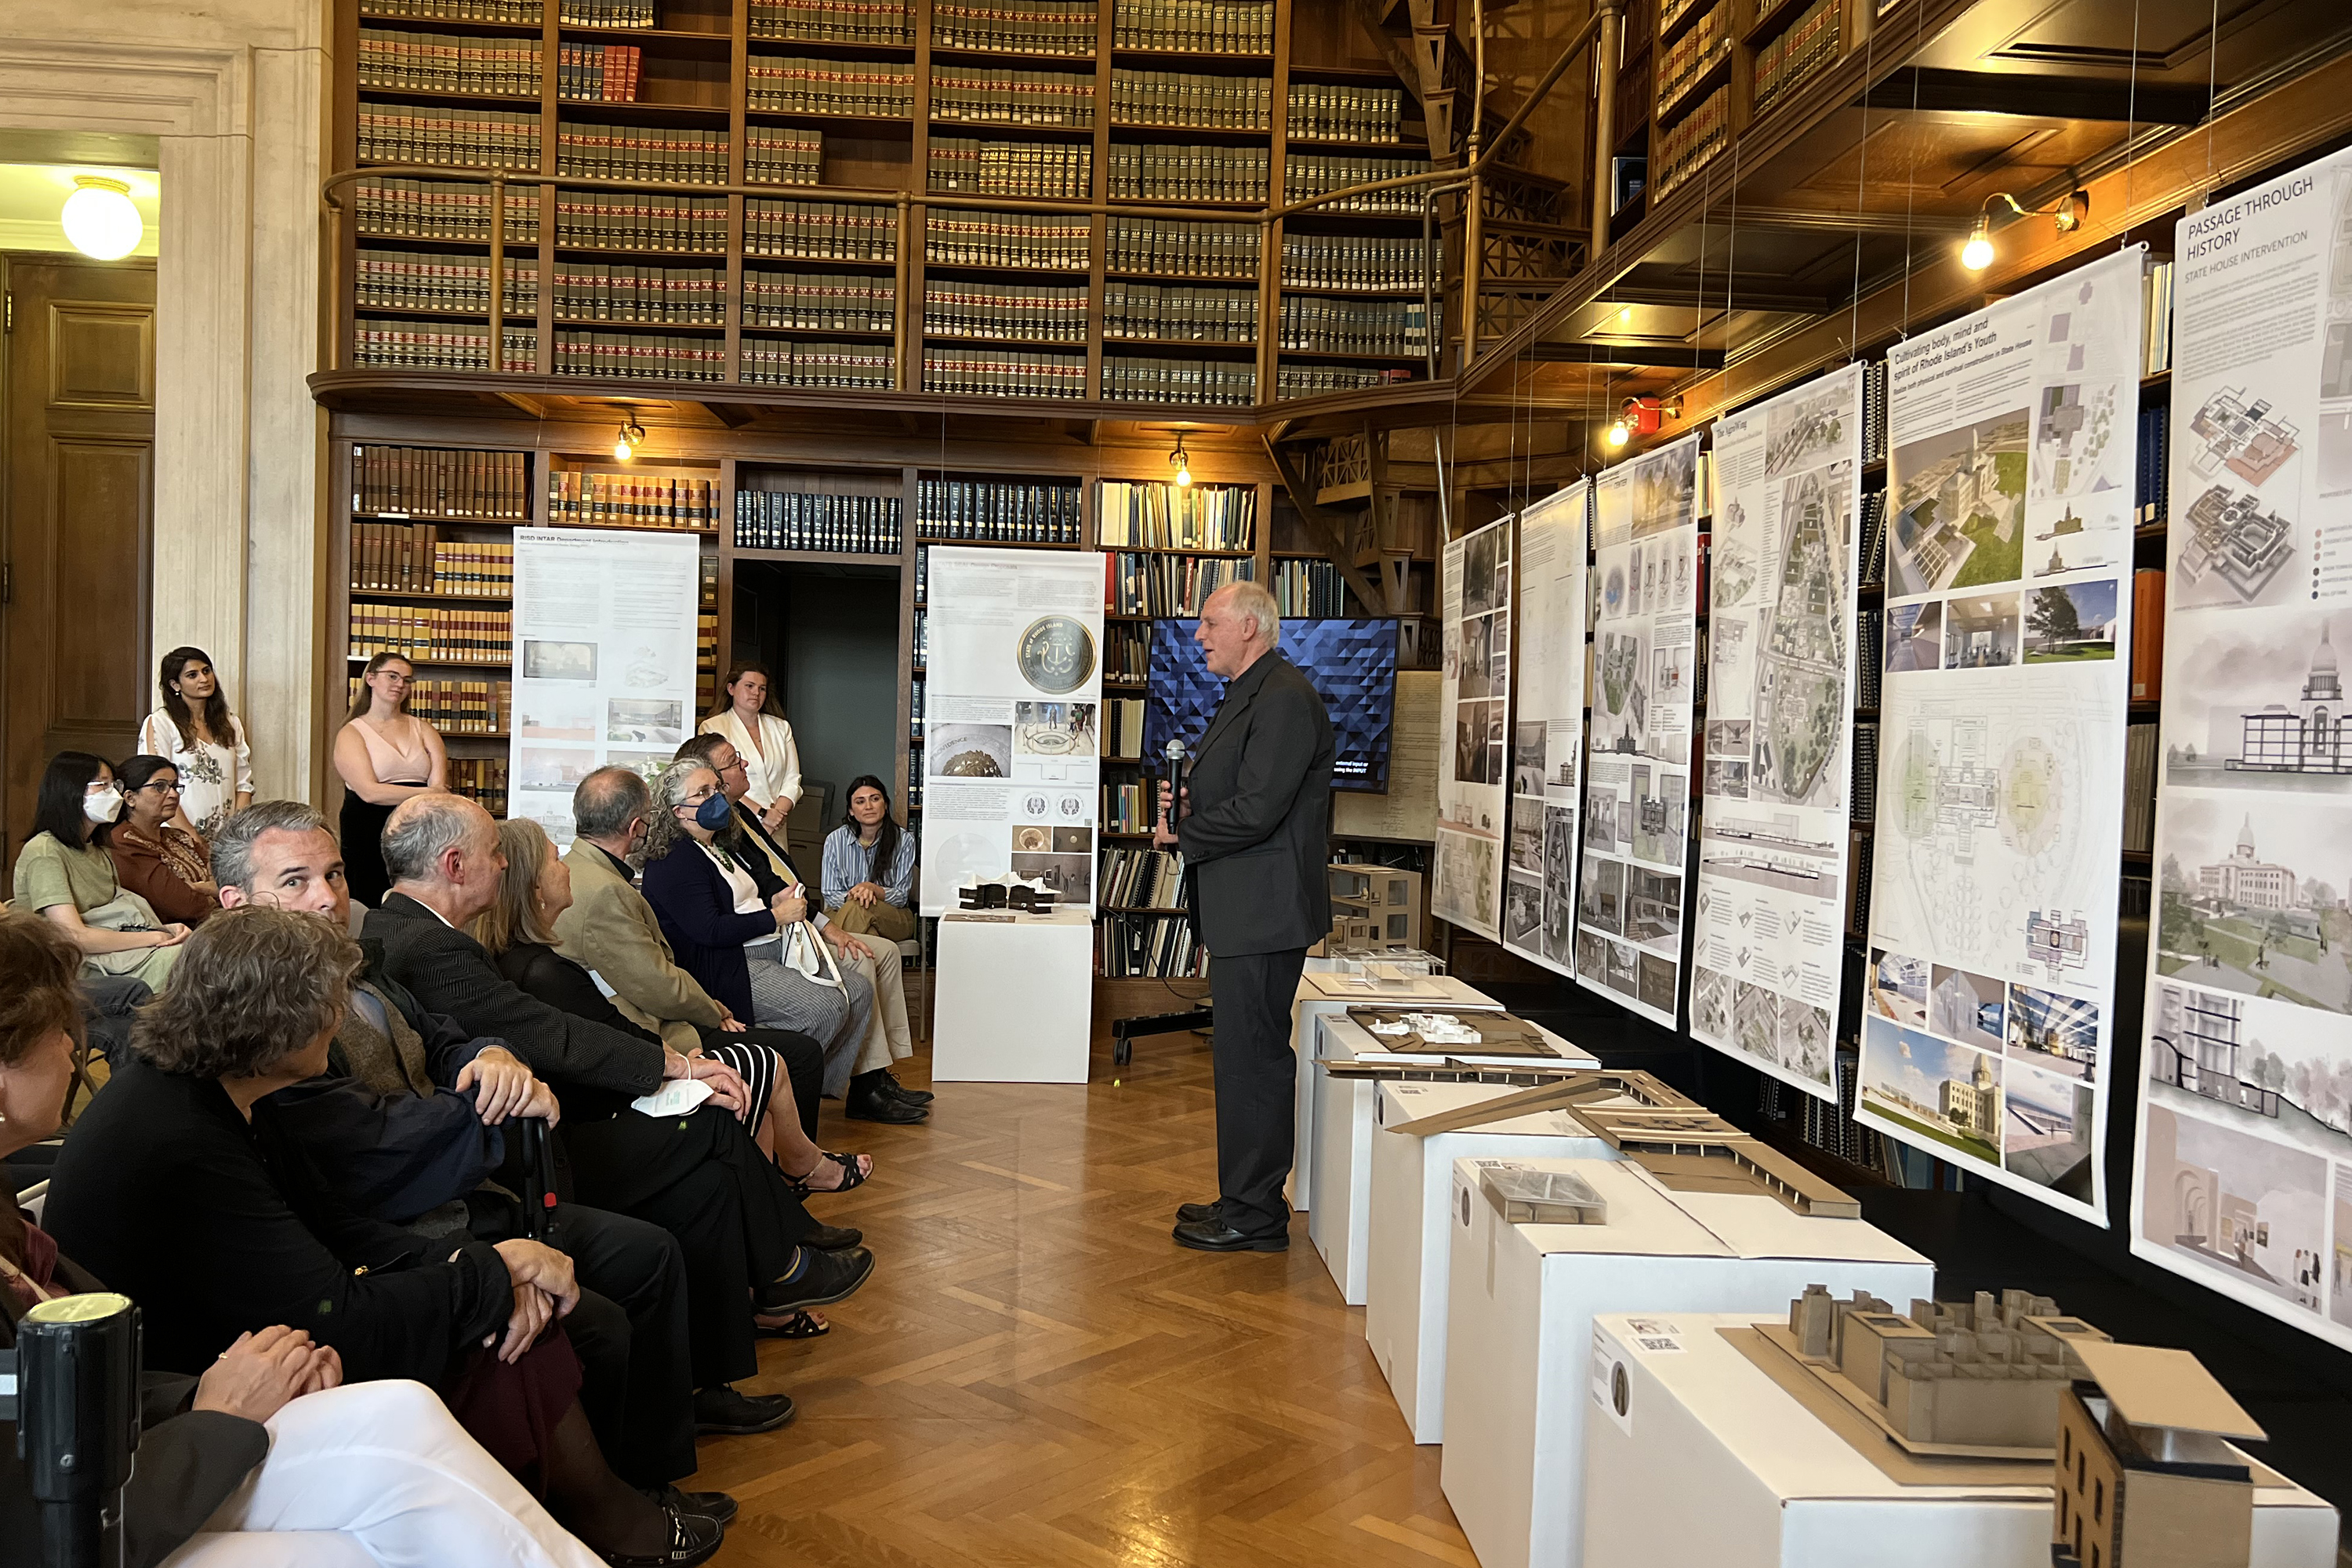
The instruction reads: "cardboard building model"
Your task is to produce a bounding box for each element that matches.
[2053,1341,2265,1568]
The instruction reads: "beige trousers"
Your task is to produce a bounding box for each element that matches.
[840,937,913,1073]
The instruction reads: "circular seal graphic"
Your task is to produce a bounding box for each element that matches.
[1018,615,1095,695]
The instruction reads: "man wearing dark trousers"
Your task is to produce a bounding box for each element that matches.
[1156,579,1334,1252]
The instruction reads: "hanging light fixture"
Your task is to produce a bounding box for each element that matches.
[1606,418,1631,448]
[612,416,646,463]
[60,175,143,261]
[1959,189,2089,273]
[1168,432,1192,487]
[1961,213,1996,272]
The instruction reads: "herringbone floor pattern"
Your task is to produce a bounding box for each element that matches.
[695,995,1475,1567]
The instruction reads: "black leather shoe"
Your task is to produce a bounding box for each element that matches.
[844,1082,927,1123]
[880,1069,934,1105]
[1175,1200,1222,1225]
[757,1243,876,1313]
[692,1384,795,1436]
[803,1221,864,1250]
[1171,1217,1288,1252]
[644,1485,738,1527]
[596,1504,724,1566]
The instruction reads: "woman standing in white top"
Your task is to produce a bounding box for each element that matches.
[137,646,254,837]
[333,652,448,906]
[699,662,800,836]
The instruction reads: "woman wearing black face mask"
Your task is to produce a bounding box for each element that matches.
[636,761,877,1105]
[10,751,187,987]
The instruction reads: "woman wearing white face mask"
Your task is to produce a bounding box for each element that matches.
[9,751,187,988]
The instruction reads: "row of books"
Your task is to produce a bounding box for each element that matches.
[1101,782,1153,835]
[356,249,536,315]
[1851,720,1877,825]
[363,677,513,735]
[923,282,1091,343]
[558,124,727,184]
[1280,233,1428,292]
[1751,0,1839,113]
[350,604,515,665]
[1107,550,1254,615]
[1271,557,1345,617]
[354,178,540,242]
[1110,69,1272,129]
[1106,622,1149,681]
[546,470,720,529]
[1758,1055,1885,1171]
[734,491,905,554]
[553,193,729,251]
[1276,296,1428,358]
[931,67,1096,126]
[1653,85,1730,199]
[2143,260,2175,377]
[1861,359,1889,463]
[740,339,894,388]
[1857,489,1889,586]
[1102,281,1256,343]
[1098,844,1184,909]
[924,348,1086,398]
[1854,608,1882,710]
[358,107,539,170]
[1284,153,1432,213]
[1098,481,1255,550]
[1107,216,1258,278]
[556,43,641,104]
[354,321,536,371]
[1098,699,1146,759]
[1098,914,1207,976]
[1109,0,1274,53]
[351,525,515,597]
[559,0,654,24]
[1846,829,1871,937]
[1656,9,1730,117]
[748,0,913,45]
[934,0,1097,56]
[913,611,928,664]
[744,270,894,332]
[2135,406,2170,526]
[552,332,720,380]
[1109,143,1268,202]
[2130,568,2165,701]
[924,211,1090,270]
[1287,84,1404,144]
[361,0,539,20]
[549,262,725,325]
[928,139,1091,198]
[357,30,539,96]
[2124,721,2159,855]
[1104,358,1256,405]
[746,199,895,262]
[448,759,511,819]
[354,445,529,520]
[915,480,1084,543]
[746,57,916,118]
[1274,362,1410,398]
[747,128,822,185]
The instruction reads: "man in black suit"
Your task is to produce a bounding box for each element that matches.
[1156,580,1334,1251]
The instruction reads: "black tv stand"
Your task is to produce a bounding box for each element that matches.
[1109,1004,1212,1066]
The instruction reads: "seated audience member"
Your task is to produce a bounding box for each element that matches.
[213,802,747,1482]
[0,910,605,1568]
[821,774,917,943]
[698,662,800,836]
[105,753,220,927]
[13,751,185,989]
[138,645,255,838]
[363,794,873,1395]
[40,909,722,1566]
[674,736,926,1123]
[335,652,446,907]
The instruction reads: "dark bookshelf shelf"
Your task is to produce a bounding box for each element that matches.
[1276,347,1426,363]
[927,42,1095,63]
[1099,544,1255,557]
[1276,282,1428,298]
[746,34,917,56]
[351,587,514,604]
[549,241,731,259]
[1283,136,1422,153]
[1741,0,1813,45]
[920,331,1091,349]
[356,85,546,109]
[357,10,542,33]
[919,260,1091,278]
[743,251,900,270]
[1102,336,1258,352]
[1660,0,1719,46]
[927,117,1096,140]
[356,302,541,321]
[741,323,897,338]
[553,96,731,121]
[1109,120,1272,142]
[1657,45,1735,125]
[356,232,543,252]
[557,23,733,48]
[729,548,902,567]
[1110,46,1275,64]
[553,314,726,330]
[1104,269,1260,285]
[746,107,915,132]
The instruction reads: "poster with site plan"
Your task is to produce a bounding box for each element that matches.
[1689,365,1865,1098]
[1501,481,1591,977]
[1433,515,1514,940]
[2132,146,2352,1346]
[1575,430,1703,1027]
[1858,246,2144,1225]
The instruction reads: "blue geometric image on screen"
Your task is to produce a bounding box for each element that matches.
[1145,619,1399,791]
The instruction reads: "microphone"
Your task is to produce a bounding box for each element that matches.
[1161,739,1187,837]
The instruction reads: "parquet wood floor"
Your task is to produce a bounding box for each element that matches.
[697,998,1476,1568]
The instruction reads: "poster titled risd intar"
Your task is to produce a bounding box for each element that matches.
[917,545,1107,915]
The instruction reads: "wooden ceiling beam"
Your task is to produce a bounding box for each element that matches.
[1859,67,2211,125]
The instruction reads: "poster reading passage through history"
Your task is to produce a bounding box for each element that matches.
[917,545,1106,915]
[1690,365,1866,1097]
[1576,430,1703,1026]
[2132,145,2352,1345]
[1502,481,1591,977]
[509,527,703,845]
[1433,515,1514,939]
[1858,245,2144,1225]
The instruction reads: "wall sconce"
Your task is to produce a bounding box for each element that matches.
[612,417,646,463]
[1961,189,2089,272]
[1607,394,1682,448]
[1168,433,1192,487]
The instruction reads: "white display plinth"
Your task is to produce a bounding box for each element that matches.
[931,909,1094,1083]
[1439,1156,1933,1568]
[1310,1017,1601,1307]
[1364,1081,1619,1443]
[1584,1312,2338,1568]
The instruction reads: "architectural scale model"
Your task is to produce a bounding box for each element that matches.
[2177,483,2295,604]
[2187,387,2300,486]
[2053,1341,2267,1568]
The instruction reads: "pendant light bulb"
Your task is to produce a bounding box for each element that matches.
[1606,419,1630,449]
[61,175,142,261]
[612,419,644,463]
[1170,434,1192,487]
[1961,215,1995,272]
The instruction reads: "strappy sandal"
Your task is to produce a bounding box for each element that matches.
[753,1309,831,1339]
[782,1149,871,1196]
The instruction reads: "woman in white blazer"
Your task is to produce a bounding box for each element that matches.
[700,662,800,836]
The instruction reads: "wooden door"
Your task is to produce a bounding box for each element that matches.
[1,255,157,874]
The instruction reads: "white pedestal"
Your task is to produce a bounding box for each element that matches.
[1364,1081,1619,1443]
[1584,1312,2338,1568]
[1439,1157,1933,1568]
[1309,1017,1601,1308]
[930,909,1094,1083]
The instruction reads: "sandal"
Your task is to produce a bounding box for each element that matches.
[753,1309,831,1339]
[783,1150,871,1196]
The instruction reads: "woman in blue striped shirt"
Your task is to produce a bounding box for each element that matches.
[820,775,916,942]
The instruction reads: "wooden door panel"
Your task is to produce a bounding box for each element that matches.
[48,302,154,411]
[48,437,152,742]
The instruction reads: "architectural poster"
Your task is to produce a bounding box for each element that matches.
[1433,514,1514,940]
[2132,146,2352,1344]
[1858,246,2144,1224]
[1501,481,1591,977]
[1690,365,1866,1096]
[916,544,1106,916]
[1575,430,1703,1026]
[508,526,702,845]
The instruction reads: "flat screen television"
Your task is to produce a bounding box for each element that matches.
[1145,617,1399,792]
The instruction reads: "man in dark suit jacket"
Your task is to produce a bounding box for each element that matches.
[1156,580,1334,1250]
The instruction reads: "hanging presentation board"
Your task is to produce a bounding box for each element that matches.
[1690,365,1867,1098]
[917,545,1106,916]
[1501,481,1592,977]
[1433,515,1515,940]
[1334,669,1443,843]
[507,526,702,845]
[1574,430,1704,1026]
[2131,145,2352,1342]
[1857,245,2145,1224]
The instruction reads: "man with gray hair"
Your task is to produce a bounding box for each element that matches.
[1152,578,1335,1252]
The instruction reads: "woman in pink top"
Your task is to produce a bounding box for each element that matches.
[333,652,448,906]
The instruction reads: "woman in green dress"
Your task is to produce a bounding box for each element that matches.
[10,750,187,989]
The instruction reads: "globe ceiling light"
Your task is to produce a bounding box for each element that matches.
[61,176,142,261]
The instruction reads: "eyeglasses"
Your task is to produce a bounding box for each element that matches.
[133,780,180,794]
[682,786,719,805]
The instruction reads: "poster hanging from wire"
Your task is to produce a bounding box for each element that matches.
[1502,481,1592,977]
[1689,365,1867,1098]
[1857,245,2145,1224]
[1433,514,1514,940]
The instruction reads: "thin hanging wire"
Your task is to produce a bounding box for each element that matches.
[1896,0,1924,344]
[2122,0,2142,249]
[1846,1,1877,365]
